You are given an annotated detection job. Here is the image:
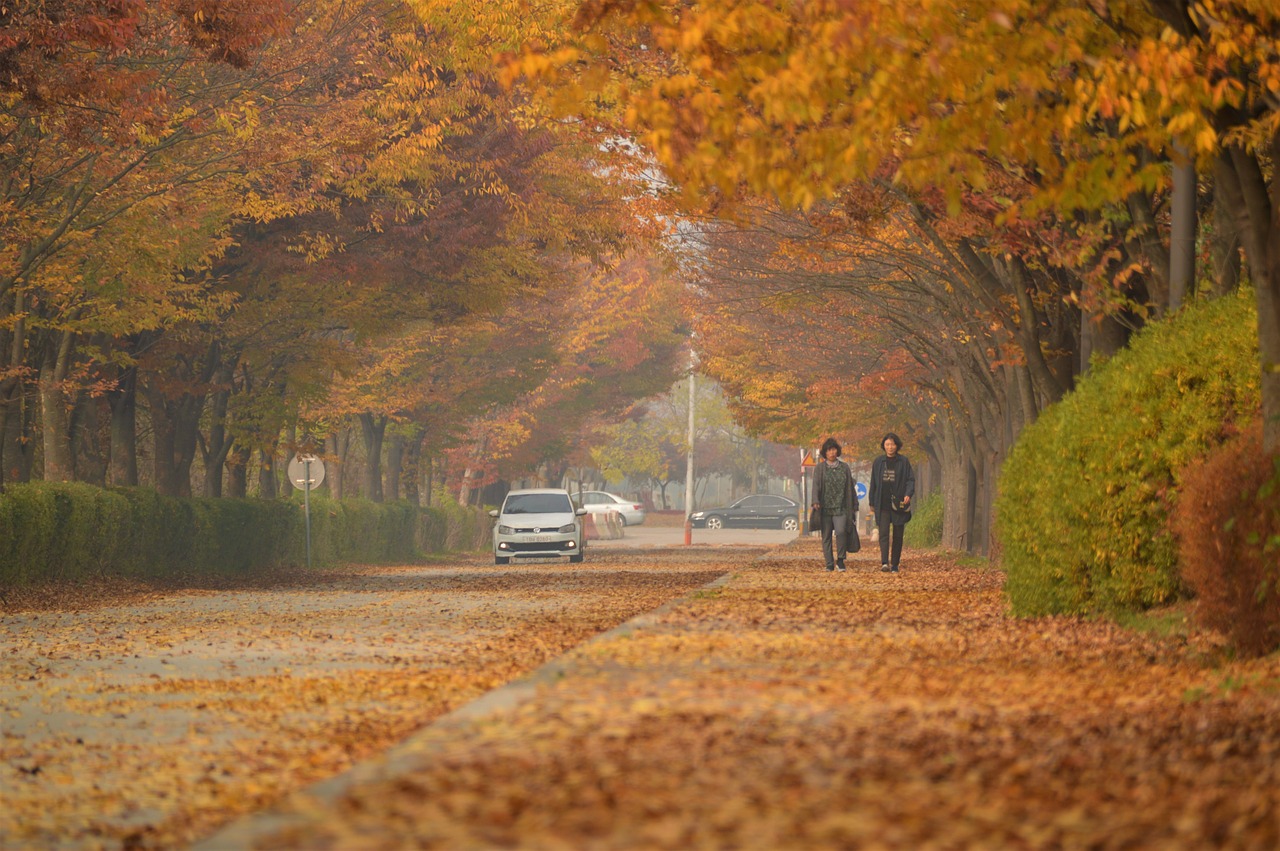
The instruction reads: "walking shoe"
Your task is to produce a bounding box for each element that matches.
[880,564,891,572]
[891,565,900,573]
[826,565,835,571]
[837,559,846,572]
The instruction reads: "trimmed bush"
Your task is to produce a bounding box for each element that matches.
[1172,421,1280,656]
[111,487,196,576]
[904,491,943,549]
[997,291,1260,617]
[0,483,489,588]
[417,495,492,554]
[0,482,133,583]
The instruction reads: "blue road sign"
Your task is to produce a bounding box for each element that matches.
[855,481,868,501]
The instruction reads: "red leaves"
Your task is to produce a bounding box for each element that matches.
[173,1,291,67]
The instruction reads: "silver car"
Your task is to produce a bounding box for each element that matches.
[490,488,587,565]
[571,490,647,526]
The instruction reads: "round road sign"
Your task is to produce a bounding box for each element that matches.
[288,454,325,489]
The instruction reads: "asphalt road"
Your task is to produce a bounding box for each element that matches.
[589,523,807,548]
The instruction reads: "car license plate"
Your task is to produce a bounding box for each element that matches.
[524,535,553,542]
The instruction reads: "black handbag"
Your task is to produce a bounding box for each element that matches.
[808,506,821,531]
[891,494,912,514]
[849,524,861,552]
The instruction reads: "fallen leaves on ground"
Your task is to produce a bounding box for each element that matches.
[243,547,1280,850]
[1,552,724,849]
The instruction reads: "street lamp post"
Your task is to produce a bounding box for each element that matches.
[684,371,695,546]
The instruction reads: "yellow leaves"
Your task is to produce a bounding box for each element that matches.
[1193,125,1220,154]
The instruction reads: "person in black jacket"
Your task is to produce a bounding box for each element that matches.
[868,432,914,573]
[811,437,858,571]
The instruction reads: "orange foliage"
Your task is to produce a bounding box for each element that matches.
[1173,419,1280,657]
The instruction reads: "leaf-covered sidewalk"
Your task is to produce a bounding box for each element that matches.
[204,545,1280,850]
[0,553,734,849]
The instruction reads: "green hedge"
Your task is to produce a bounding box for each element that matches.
[903,491,943,549]
[0,483,489,588]
[996,291,1260,616]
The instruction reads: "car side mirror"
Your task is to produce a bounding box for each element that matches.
[575,507,588,516]
[488,509,499,518]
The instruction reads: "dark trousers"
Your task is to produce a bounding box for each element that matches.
[820,512,849,567]
[876,511,905,567]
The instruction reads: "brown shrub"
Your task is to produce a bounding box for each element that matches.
[1172,420,1280,656]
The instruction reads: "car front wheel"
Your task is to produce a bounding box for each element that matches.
[705,516,723,530]
[781,516,799,531]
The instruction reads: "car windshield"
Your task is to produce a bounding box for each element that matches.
[503,493,572,515]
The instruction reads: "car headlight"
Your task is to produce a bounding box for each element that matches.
[498,524,514,534]
[559,523,576,533]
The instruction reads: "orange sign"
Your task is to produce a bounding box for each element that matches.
[801,452,817,467]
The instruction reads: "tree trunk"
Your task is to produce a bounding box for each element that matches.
[169,396,204,498]
[1,385,35,486]
[145,393,203,497]
[386,432,405,502]
[201,380,234,498]
[145,384,178,496]
[226,446,250,498]
[325,431,349,500]
[1262,133,1280,451]
[457,437,487,506]
[402,434,423,505]
[420,451,434,507]
[1211,204,1242,297]
[38,336,75,482]
[939,444,974,553]
[1079,305,1130,373]
[70,395,107,486]
[258,449,278,499]
[1008,259,1068,405]
[143,339,216,497]
[1126,191,1171,316]
[1168,151,1197,311]
[107,368,139,486]
[1220,142,1279,450]
[458,466,476,506]
[358,413,386,502]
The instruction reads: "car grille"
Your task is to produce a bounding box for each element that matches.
[514,541,573,552]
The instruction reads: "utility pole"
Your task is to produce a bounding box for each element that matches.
[684,371,695,545]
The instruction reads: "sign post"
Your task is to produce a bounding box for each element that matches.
[287,454,326,569]
[800,450,817,533]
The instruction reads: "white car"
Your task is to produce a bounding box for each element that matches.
[490,488,587,565]
[571,490,647,526]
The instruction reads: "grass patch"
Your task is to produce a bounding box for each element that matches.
[1113,603,1193,640]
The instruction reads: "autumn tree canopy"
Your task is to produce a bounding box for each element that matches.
[0,0,693,501]
[507,0,1280,550]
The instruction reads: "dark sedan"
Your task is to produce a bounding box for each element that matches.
[689,494,800,531]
